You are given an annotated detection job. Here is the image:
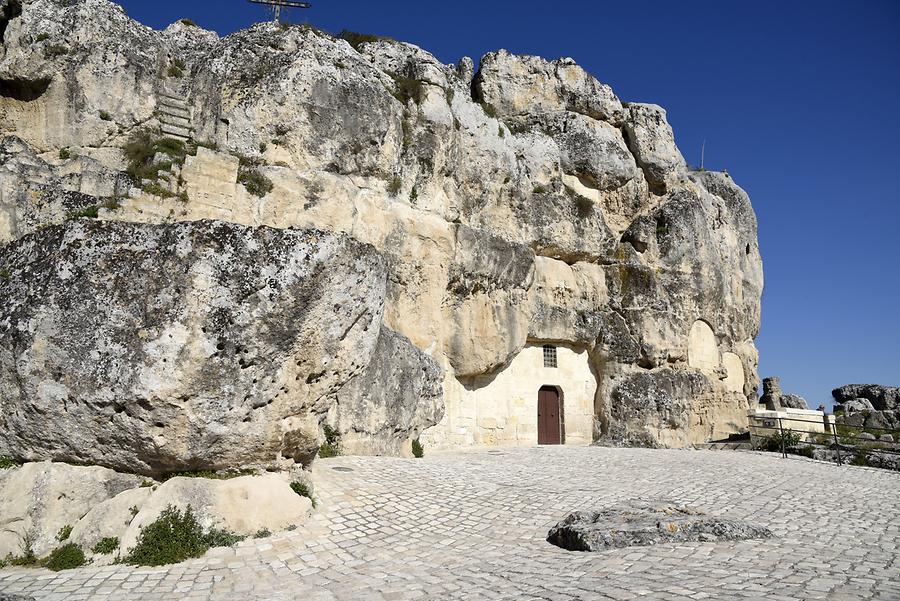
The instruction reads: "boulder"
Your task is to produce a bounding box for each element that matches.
[879,434,894,443]
[68,487,153,555]
[857,432,877,441]
[842,398,875,414]
[833,385,900,412]
[547,501,772,551]
[0,219,442,474]
[119,474,312,553]
[0,462,142,558]
[329,326,443,455]
[781,394,809,410]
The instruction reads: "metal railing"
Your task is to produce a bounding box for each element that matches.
[749,414,900,469]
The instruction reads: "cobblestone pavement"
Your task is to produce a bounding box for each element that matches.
[1,447,898,601]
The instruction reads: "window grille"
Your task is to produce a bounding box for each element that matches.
[543,345,558,368]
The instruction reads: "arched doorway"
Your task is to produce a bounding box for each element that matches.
[537,386,562,445]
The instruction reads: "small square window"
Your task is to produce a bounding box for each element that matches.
[543,345,557,368]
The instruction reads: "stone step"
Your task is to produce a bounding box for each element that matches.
[157,105,191,121]
[160,123,192,140]
[158,111,191,128]
[158,91,188,107]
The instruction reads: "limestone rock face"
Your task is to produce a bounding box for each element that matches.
[833,385,900,432]
[833,385,900,412]
[0,219,441,473]
[0,0,765,450]
[0,462,142,558]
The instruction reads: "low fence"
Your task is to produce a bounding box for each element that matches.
[748,412,900,469]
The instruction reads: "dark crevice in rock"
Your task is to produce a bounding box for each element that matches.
[0,0,22,44]
[0,77,51,102]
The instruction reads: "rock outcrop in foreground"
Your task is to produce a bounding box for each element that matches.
[547,501,772,551]
[0,220,441,473]
[0,0,764,461]
[833,384,900,431]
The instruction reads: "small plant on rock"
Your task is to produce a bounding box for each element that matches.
[43,44,68,59]
[290,481,317,508]
[123,505,244,567]
[338,30,385,51]
[237,169,274,198]
[411,438,424,459]
[66,205,99,220]
[44,543,85,572]
[253,528,271,539]
[58,148,71,160]
[0,456,21,469]
[390,74,426,105]
[318,424,342,458]
[56,525,73,542]
[99,110,112,121]
[91,537,119,555]
[387,176,402,197]
[178,18,198,27]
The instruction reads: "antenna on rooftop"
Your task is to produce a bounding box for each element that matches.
[247,0,312,22]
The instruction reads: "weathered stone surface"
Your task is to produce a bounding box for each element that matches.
[0,219,440,473]
[119,474,312,553]
[329,326,443,456]
[843,398,876,413]
[0,462,142,558]
[547,501,772,551]
[68,487,153,555]
[0,0,766,450]
[833,385,900,412]
[781,394,809,410]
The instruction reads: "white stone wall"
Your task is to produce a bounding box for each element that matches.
[423,343,597,448]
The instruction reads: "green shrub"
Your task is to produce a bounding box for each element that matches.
[58,148,71,160]
[237,169,274,198]
[99,110,112,121]
[178,18,197,27]
[253,528,271,539]
[532,184,548,194]
[387,176,402,197]
[159,469,254,482]
[56,525,73,542]
[66,205,99,220]
[498,125,505,138]
[44,543,85,572]
[122,505,243,567]
[289,481,316,508]
[390,74,425,105]
[0,269,9,280]
[445,87,455,106]
[35,33,50,42]
[259,142,267,153]
[91,537,119,555]
[275,124,291,137]
[0,456,21,469]
[338,30,383,51]
[762,429,803,453]
[480,102,498,119]
[851,450,870,467]
[167,64,184,78]
[125,131,186,186]
[411,438,424,459]
[318,424,342,458]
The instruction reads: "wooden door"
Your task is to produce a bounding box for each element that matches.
[537,386,561,445]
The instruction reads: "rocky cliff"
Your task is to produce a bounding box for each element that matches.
[0,0,764,466]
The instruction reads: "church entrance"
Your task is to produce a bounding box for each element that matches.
[537,386,562,445]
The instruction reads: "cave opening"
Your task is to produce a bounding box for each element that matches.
[0,76,51,101]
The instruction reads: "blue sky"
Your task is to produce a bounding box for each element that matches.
[119,0,900,409]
